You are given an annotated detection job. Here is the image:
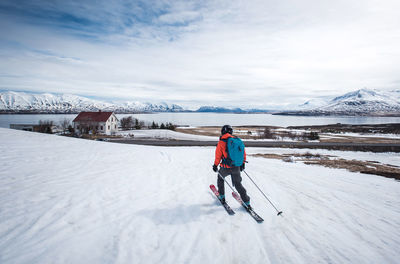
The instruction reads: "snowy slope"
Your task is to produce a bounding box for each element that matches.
[322,89,400,112]
[298,97,332,110]
[0,128,399,263]
[298,89,400,114]
[0,91,184,113]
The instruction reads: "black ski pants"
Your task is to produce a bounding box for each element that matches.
[217,167,250,203]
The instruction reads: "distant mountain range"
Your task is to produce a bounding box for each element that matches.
[196,106,270,113]
[0,91,185,113]
[0,91,271,114]
[1,89,399,115]
[278,89,400,116]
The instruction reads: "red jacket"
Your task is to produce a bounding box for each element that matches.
[214,133,246,168]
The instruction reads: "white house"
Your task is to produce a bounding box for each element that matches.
[73,111,119,135]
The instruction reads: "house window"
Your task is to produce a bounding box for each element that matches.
[96,126,98,130]
[115,125,117,129]
[108,125,110,130]
[101,126,103,130]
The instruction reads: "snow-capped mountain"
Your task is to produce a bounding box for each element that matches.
[298,97,333,110]
[296,89,400,115]
[0,91,185,113]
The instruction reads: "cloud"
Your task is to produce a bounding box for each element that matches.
[0,0,399,109]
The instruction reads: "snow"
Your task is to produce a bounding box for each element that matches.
[0,128,399,264]
[298,97,332,110]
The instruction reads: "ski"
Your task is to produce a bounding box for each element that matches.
[210,184,235,215]
[232,192,264,223]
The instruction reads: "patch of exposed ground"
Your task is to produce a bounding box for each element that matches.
[250,153,400,181]
[175,126,221,137]
[81,134,123,140]
[320,135,400,144]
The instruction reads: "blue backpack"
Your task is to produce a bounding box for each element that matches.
[223,136,245,167]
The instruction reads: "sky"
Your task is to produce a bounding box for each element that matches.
[0,0,399,110]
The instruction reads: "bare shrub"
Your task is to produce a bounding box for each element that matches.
[38,120,54,134]
[309,131,320,140]
[59,118,71,134]
[261,127,274,139]
[120,116,134,130]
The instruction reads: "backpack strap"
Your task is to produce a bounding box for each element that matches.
[220,136,236,166]
[219,137,228,165]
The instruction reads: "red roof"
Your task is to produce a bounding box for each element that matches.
[73,111,115,122]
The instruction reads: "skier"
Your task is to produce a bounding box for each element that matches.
[213,125,251,208]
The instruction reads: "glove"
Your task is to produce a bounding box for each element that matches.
[240,163,245,171]
[212,164,218,172]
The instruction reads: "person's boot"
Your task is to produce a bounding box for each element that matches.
[218,194,226,203]
[244,201,252,210]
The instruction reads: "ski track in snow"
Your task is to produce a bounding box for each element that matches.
[0,128,399,264]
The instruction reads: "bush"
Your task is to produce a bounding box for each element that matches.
[120,116,134,130]
[150,121,159,129]
[261,127,274,139]
[59,118,71,134]
[309,132,320,140]
[134,119,143,129]
[38,120,54,134]
[166,122,177,130]
[147,121,176,130]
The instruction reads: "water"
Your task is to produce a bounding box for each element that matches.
[0,113,399,128]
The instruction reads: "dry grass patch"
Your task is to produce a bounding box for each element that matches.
[304,159,400,180]
[250,153,400,181]
[320,135,400,144]
[251,152,334,160]
[175,127,221,137]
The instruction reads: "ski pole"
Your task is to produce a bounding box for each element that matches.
[217,171,250,210]
[243,170,283,216]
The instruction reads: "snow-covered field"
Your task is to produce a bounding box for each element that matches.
[0,128,399,264]
[117,129,218,141]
